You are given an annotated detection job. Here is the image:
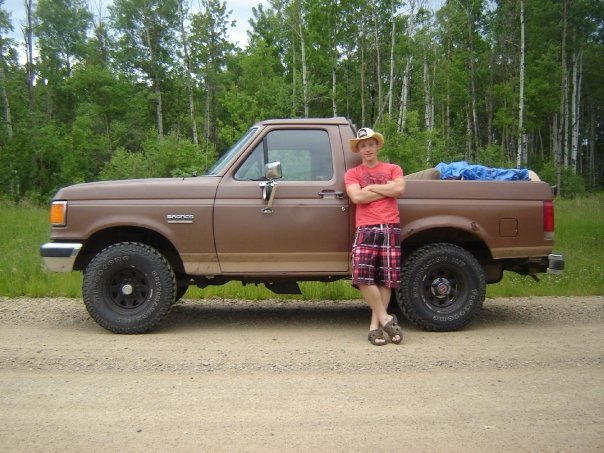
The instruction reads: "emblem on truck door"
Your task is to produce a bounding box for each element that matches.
[166,214,195,224]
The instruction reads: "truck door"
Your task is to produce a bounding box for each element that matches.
[214,127,351,274]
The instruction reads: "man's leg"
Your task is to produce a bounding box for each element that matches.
[359,284,393,329]
[379,286,392,312]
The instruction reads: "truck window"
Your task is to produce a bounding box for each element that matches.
[234,129,333,181]
[207,127,258,176]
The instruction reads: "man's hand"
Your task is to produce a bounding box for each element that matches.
[368,177,406,198]
[346,177,406,205]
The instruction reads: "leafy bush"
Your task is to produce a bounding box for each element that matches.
[100,131,217,180]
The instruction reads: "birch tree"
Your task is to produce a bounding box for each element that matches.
[570,49,582,174]
[177,0,198,145]
[190,0,233,147]
[555,0,569,193]
[398,0,418,133]
[0,2,13,140]
[24,0,34,110]
[516,0,526,168]
[387,0,396,117]
[110,0,180,137]
[35,0,92,78]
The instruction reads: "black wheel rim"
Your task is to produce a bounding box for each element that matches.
[421,264,467,314]
[106,267,151,311]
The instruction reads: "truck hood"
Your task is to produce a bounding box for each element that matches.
[54,177,221,201]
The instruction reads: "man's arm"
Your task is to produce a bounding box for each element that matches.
[346,183,385,205]
[368,176,406,198]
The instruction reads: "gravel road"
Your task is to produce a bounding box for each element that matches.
[1,295,602,452]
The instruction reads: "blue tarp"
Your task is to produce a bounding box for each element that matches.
[436,161,530,181]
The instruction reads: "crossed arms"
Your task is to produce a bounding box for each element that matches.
[346,176,406,205]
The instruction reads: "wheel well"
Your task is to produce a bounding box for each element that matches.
[74,226,184,274]
[401,227,492,261]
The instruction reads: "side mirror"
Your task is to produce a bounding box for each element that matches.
[264,161,282,180]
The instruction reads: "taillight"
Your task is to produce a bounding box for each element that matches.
[50,201,67,227]
[543,201,554,239]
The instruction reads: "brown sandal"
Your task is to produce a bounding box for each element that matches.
[368,329,386,346]
[382,315,403,344]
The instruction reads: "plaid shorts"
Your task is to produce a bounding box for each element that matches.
[351,223,402,288]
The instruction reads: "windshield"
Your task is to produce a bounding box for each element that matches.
[206,127,259,175]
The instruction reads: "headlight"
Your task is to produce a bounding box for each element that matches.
[50,201,67,227]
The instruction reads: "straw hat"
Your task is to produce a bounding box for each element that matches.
[349,127,385,152]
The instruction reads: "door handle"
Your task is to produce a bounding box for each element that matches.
[318,190,344,199]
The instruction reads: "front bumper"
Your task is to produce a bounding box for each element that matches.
[40,243,83,272]
[547,253,564,275]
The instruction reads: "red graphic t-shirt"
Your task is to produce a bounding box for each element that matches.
[344,162,404,227]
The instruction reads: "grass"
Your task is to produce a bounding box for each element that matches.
[1,194,602,299]
[486,194,604,297]
[0,202,82,297]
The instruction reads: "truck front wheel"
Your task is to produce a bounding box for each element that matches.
[396,243,486,331]
[82,242,176,334]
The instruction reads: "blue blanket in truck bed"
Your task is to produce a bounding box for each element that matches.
[436,161,530,181]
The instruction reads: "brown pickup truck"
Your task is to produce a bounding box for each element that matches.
[40,117,563,334]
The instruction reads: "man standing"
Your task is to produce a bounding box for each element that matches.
[344,128,406,346]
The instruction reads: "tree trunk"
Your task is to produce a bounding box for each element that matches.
[25,0,35,111]
[330,0,338,117]
[298,13,309,118]
[516,0,526,169]
[588,103,595,187]
[556,0,568,193]
[466,109,472,161]
[397,0,416,133]
[423,53,433,163]
[424,52,434,163]
[155,82,164,137]
[291,29,297,116]
[144,27,163,137]
[178,0,198,146]
[487,49,494,148]
[0,41,13,140]
[570,49,582,174]
[361,32,366,126]
[204,87,210,164]
[388,0,396,117]
[465,3,479,157]
[398,57,411,133]
[374,10,382,123]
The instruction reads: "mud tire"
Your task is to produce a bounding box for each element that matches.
[82,242,176,334]
[396,243,486,331]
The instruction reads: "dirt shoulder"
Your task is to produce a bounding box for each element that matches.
[1,296,603,452]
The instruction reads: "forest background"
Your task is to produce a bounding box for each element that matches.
[0,0,602,204]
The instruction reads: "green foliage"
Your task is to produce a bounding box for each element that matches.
[487,193,604,297]
[100,131,215,180]
[477,144,513,168]
[0,0,601,201]
[0,201,82,297]
[378,114,451,173]
[99,147,150,180]
[538,162,587,198]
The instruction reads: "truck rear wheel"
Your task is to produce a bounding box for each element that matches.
[82,242,176,334]
[396,243,486,331]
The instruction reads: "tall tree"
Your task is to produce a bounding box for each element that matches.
[398,0,418,133]
[0,0,13,140]
[109,0,180,137]
[24,0,34,111]
[189,0,234,145]
[555,0,569,193]
[516,0,526,168]
[35,0,92,78]
[35,0,92,118]
[177,0,198,145]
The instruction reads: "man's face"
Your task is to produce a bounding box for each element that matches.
[357,138,379,159]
